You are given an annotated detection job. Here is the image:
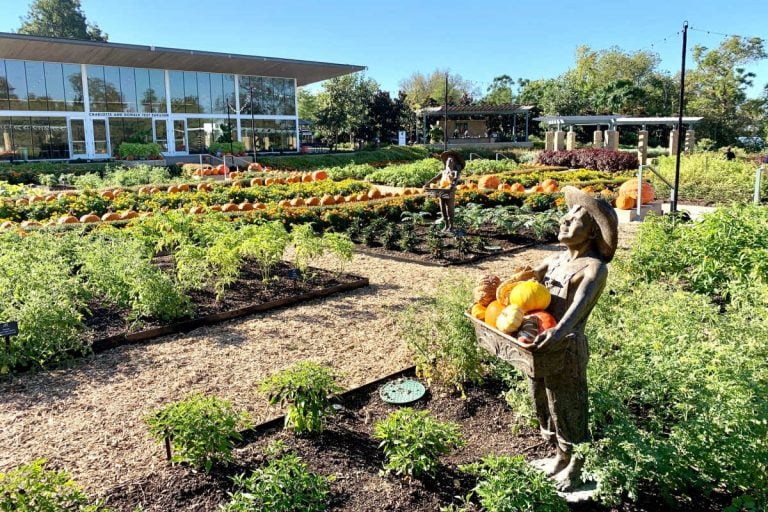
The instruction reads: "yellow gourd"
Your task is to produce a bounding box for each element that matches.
[471,303,487,321]
[496,304,524,334]
[507,281,551,313]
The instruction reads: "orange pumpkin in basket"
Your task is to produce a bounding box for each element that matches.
[484,300,505,329]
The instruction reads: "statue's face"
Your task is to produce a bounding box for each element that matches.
[558,205,595,246]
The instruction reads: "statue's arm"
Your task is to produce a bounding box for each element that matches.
[533,256,555,282]
[532,262,608,352]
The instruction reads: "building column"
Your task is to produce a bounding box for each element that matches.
[593,129,603,148]
[684,129,695,154]
[554,130,565,151]
[637,129,649,165]
[605,129,619,150]
[545,130,555,151]
[2,130,10,152]
[669,129,679,156]
[566,128,577,150]
[524,112,529,142]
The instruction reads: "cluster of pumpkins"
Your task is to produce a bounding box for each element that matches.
[476,176,559,194]
[229,169,329,184]
[0,209,144,230]
[613,180,655,210]
[470,273,557,345]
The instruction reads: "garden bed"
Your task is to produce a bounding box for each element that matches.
[101,373,552,511]
[353,224,552,266]
[84,261,369,353]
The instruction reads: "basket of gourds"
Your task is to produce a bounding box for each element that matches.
[466,270,565,378]
[423,175,455,199]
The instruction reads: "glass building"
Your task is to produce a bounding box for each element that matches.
[0,33,363,161]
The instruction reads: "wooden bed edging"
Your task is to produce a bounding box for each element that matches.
[239,366,418,442]
[90,276,370,354]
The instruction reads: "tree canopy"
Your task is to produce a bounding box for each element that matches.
[18,0,108,41]
[398,69,478,110]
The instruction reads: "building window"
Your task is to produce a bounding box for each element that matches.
[5,60,28,110]
[169,70,185,113]
[0,116,70,160]
[119,67,138,112]
[62,63,83,111]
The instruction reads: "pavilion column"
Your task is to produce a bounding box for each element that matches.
[605,129,619,150]
[637,129,649,165]
[566,128,577,150]
[545,130,555,151]
[554,130,565,151]
[512,113,517,140]
[2,130,10,152]
[593,129,603,147]
[669,129,679,156]
[684,129,695,154]
[524,112,529,142]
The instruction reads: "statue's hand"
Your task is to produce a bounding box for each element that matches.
[530,328,567,353]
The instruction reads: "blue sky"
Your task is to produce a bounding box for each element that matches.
[2,0,767,98]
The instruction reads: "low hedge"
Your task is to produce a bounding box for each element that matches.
[0,162,110,184]
[536,149,638,172]
[257,146,431,171]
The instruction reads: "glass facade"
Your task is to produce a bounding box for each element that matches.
[0,58,298,159]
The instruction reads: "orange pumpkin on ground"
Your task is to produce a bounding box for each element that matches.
[120,210,139,220]
[248,163,263,172]
[15,198,29,206]
[215,164,228,175]
[532,184,546,193]
[356,193,367,201]
[0,221,15,230]
[20,220,40,228]
[543,183,559,193]
[305,196,320,207]
[541,178,558,189]
[345,195,357,203]
[239,200,254,211]
[178,184,190,192]
[615,195,636,210]
[478,175,501,190]
[319,194,336,206]
[210,204,223,212]
[189,206,206,215]
[101,211,122,222]
[167,185,179,194]
[333,194,345,204]
[618,180,655,204]
[265,178,276,186]
[197,182,211,192]
[290,197,305,207]
[367,188,382,200]
[253,202,266,210]
[80,212,100,223]
[302,174,313,183]
[221,202,239,212]
[510,183,525,193]
[58,214,79,225]
[484,300,505,329]
[30,195,45,203]
[278,199,291,208]
[402,189,412,196]
[312,170,328,181]
[138,186,152,195]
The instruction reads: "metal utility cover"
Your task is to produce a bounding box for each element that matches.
[379,377,426,404]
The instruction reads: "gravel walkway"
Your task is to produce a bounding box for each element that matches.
[0,224,639,493]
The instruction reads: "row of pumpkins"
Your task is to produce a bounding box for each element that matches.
[475,176,560,194]
[470,273,557,344]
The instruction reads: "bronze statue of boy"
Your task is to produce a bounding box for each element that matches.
[524,186,618,492]
[426,150,464,231]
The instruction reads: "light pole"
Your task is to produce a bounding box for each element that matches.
[225,99,234,159]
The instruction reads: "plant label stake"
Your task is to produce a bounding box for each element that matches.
[1,321,18,358]
[164,436,172,461]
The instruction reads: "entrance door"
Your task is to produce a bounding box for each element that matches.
[68,118,88,159]
[172,119,188,154]
[153,118,169,153]
[89,117,110,158]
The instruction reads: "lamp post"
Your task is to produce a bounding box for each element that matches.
[225,99,234,162]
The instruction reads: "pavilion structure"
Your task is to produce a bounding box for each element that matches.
[418,104,534,147]
[534,115,703,163]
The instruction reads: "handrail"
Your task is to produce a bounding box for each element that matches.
[495,153,511,161]
[637,164,674,217]
[469,153,483,161]
[755,165,766,205]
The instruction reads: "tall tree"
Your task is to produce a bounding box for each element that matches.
[686,36,767,145]
[18,0,107,41]
[482,75,515,105]
[314,73,378,148]
[398,69,478,110]
[297,88,320,124]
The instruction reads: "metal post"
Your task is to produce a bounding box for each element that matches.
[755,166,764,205]
[637,165,644,218]
[672,21,688,214]
[444,73,449,152]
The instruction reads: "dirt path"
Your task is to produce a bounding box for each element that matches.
[0,224,639,493]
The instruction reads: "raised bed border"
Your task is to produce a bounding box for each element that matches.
[90,275,370,354]
[353,241,539,267]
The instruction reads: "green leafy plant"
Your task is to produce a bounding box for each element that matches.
[321,232,354,275]
[373,408,464,477]
[259,361,343,434]
[118,142,162,160]
[381,223,399,249]
[459,455,568,512]
[398,222,417,252]
[222,453,333,512]
[401,279,485,394]
[291,223,325,277]
[426,225,444,258]
[0,459,112,512]
[145,393,250,472]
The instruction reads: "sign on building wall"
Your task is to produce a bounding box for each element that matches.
[88,112,169,118]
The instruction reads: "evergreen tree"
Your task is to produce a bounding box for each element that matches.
[18,0,108,41]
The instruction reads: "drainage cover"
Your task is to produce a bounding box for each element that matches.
[379,377,426,404]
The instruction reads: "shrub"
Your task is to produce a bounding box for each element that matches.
[0,459,111,512]
[209,141,246,155]
[364,158,442,187]
[145,394,251,472]
[401,279,486,394]
[222,454,333,512]
[373,408,464,477]
[460,455,568,512]
[259,361,343,434]
[535,149,638,172]
[118,142,162,160]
